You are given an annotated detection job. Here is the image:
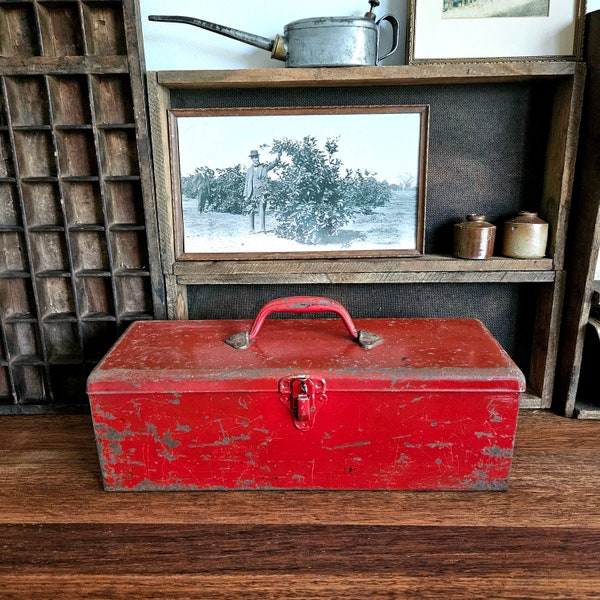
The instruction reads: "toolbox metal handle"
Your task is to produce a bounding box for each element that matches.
[225,296,383,350]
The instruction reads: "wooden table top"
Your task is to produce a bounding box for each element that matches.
[1,410,599,598]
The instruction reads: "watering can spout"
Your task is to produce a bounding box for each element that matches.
[148,15,288,61]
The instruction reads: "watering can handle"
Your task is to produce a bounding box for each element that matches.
[376,14,400,64]
[224,296,383,350]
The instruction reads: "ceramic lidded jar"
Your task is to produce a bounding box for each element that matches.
[502,211,548,259]
[453,214,496,260]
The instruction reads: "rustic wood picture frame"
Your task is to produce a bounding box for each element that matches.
[168,105,428,261]
[147,72,435,304]
[407,0,587,64]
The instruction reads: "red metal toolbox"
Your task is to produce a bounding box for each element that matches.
[87,297,525,492]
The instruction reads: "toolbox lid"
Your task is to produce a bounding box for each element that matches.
[87,318,526,394]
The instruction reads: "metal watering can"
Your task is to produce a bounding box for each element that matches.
[148,1,400,68]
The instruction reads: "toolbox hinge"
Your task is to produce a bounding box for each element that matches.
[279,376,327,431]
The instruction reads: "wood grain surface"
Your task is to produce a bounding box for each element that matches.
[1,410,599,598]
[156,62,579,89]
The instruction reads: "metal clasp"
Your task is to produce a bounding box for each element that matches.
[279,376,327,431]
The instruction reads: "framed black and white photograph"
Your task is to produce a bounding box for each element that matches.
[408,0,586,63]
[168,105,428,260]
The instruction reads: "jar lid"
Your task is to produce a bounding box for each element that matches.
[507,211,547,225]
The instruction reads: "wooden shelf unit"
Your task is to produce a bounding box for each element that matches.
[556,11,600,417]
[0,0,164,413]
[149,62,584,410]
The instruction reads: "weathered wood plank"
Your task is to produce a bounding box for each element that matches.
[3,412,600,594]
[542,62,586,270]
[175,270,556,285]
[157,62,578,89]
[174,256,554,275]
[3,574,600,600]
[556,12,600,416]
[528,273,567,408]
[2,406,600,600]
[2,523,599,575]
[122,0,167,318]
[0,55,129,75]
[1,412,600,529]
[173,256,556,284]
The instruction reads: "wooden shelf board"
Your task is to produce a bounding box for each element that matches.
[42,312,78,322]
[0,55,129,76]
[80,312,116,322]
[4,312,37,324]
[11,355,45,366]
[117,311,154,321]
[174,256,556,284]
[113,269,150,277]
[0,271,31,279]
[156,62,580,90]
[34,270,72,279]
[177,272,557,285]
[74,269,111,277]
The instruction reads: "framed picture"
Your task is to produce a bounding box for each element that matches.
[168,105,428,260]
[407,0,586,63]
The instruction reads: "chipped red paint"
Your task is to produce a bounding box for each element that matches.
[87,310,525,492]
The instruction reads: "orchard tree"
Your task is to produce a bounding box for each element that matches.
[181,164,246,214]
[268,136,391,244]
[397,171,417,190]
[343,168,391,215]
[209,164,246,214]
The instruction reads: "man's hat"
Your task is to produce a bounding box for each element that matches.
[249,150,259,158]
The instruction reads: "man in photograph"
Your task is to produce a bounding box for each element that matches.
[244,149,272,233]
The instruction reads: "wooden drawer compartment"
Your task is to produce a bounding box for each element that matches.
[12,365,46,402]
[82,1,126,56]
[38,1,84,57]
[63,181,103,226]
[56,130,98,177]
[111,230,147,271]
[0,184,20,227]
[5,77,50,126]
[43,321,82,362]
[0,278,35,321]
[0,366,11,404]
[0,4,39,58]
[115,275,152,318]
[76,276,114,318]
[0,232,27,272]
[70,231,109,272]
[49,76,91,125]
[36,277,75,319]
[30,232,69,274]
[93,75,134,124]
[105,181,144,226]
[0,133,14,178]
[5,321,41,359]
[22,183,62,228]
[14,131,56,178]
[100,129,139,176]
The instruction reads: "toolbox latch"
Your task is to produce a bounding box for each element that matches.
[279,376,327,431]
